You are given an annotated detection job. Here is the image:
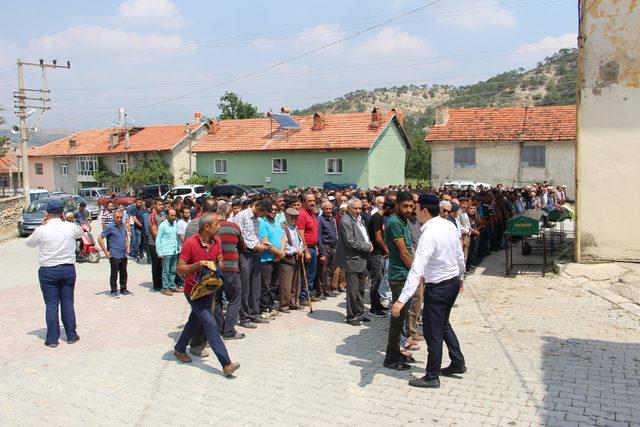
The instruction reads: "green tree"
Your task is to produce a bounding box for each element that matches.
[185,173,226,189]
[217,91,262,119]
[404,109,435,181]
[94,158,173,188]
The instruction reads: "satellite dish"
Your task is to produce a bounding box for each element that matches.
[10,125,19,134]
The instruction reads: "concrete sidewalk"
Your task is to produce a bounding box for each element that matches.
[0,235,638,425]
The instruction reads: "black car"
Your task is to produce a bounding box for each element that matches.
[136,184,172,199]
[211,184,258,198]
[18,196,78,237]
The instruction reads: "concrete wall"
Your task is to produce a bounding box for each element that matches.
[367,123,407,187]
[577,0,640,261]
[0,196,24,228]
[52,156,79,193]
[28,157,54,191]
[197,150,369,189]
[431,140,575,195]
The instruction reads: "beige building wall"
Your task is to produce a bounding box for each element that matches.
[431,140,575,195]
[577,0,640,261]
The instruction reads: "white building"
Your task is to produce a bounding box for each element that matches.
[428,106,576,195]
[576,0,640,261]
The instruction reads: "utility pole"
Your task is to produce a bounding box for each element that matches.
[14,59,70,206]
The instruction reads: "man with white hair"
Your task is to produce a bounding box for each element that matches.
[370,196,385,216]
[336,198,373,326]
[318,200,338,298]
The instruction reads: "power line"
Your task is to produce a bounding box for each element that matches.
[51,39,576,94]
[63,0,569,63]
[49,0,446,123]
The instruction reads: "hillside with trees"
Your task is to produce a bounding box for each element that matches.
[293,48,577,181]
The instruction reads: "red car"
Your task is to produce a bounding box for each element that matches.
[96,192,136,207]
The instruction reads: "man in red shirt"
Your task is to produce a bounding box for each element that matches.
[297,192,319,304]
[173,213,240,377]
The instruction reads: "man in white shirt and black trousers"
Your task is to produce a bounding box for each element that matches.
[26,199,84,348]
[391,193,467,388]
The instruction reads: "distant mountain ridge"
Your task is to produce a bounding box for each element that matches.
[0,130,70,148]
[294,48,577,116]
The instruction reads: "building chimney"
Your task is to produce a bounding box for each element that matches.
[68,139,77,149]
[370,107,382,128]
[312,112,326,130]
[435,106,449,126]
[391,108,404,127]
[207,119,220,134]
[124,131,130,149]
[110,132,119,148]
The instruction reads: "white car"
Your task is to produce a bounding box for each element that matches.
[444,180,492,191]
[163,185,207,201]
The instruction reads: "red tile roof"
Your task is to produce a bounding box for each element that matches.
[0,151,18,174]
[192,111,406,153]
[426,106,576,142]
[28,123,203,157]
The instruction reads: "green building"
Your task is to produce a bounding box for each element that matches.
[193,109,410,189]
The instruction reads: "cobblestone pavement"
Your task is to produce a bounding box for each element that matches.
[0,231,638,426]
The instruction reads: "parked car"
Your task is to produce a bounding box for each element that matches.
[77,187,109,202]
[18,196,78,237]
[163,185,207,201]
[253,187,280,195]
[322,181,357,191]
[444,180,492,191]
[136,184,172,199]
[96,192,136,207]
[59,194,100,220]
[210,184,258,198]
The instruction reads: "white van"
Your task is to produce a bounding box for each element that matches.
[77,187,108,202]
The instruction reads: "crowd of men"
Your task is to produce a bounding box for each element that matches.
[29,180,570,384]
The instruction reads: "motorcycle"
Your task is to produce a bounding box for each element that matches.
[76,224,101,263]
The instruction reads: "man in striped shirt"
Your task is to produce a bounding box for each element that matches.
[214,202,246,340]
[101,201,115,229]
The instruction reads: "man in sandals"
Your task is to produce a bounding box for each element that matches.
[172,213,240,377]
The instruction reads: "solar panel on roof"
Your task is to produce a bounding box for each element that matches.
[269,113,301,130]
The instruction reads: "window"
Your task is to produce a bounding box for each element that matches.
[454,147,476,168]
[326,158,343,174]
[115,159,127,175]
[77,156,99,176]
[214,159,227,174]
[272,158,287,173]
[522,145,546,168]
[35,163,43,175]
[59,162,69,176]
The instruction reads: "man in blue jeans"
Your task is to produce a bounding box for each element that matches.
[156,208,179,296]
[26,199,84,347]
[173,213,240,377]
[126,198,145,262]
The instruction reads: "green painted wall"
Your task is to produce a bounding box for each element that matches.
[197,150,369,189]
[366,123,407,187]
[195,121,408,189]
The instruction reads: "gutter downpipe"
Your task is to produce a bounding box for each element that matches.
[575,0,586,262]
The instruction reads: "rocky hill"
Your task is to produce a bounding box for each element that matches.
[294,48,577,116]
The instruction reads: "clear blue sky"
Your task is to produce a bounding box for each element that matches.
[0,0,578,131]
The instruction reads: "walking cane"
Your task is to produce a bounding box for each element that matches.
[300,258,314,313]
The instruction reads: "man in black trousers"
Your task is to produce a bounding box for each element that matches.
[391,194,466,388]
[98,208,132,298]
[336,198,373,326]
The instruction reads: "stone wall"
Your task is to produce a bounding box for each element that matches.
[0,196,24,228]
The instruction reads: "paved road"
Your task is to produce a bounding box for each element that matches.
[0,228,638,426]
